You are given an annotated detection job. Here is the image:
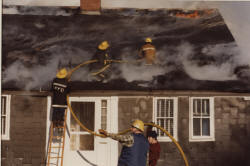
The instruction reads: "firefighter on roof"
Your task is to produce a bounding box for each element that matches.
[139,37,156,65]
[99,119,149,166]
[89,40,112,81]
[51,68,69,127]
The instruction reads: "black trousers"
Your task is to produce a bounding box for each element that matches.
[52,107,66,122]
[118,161,128,166]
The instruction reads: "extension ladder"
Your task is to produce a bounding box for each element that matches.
[46,110,67,166]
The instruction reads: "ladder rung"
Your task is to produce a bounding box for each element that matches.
[49,152,59,154]
[52,136,63,138]
[47,112,67,166]
[55,126,65,128]
[51,141,64,144]
[51,146,63,148]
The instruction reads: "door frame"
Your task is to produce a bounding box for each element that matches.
[46,96,118,166]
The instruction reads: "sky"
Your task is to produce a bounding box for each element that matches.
[203,2,250,65]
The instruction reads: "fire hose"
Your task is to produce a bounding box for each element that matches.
[66,60,189,166]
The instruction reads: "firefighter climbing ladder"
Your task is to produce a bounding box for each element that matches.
[67,59,189,166]
[45,59,189,166]
[46,110,67,166]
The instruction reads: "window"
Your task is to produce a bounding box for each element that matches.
[101,100,107,130]
[69,98,109,151]
[153,97,178,142]
[70,101,95,151]
[189,97,215,141]
[1,95,11,140]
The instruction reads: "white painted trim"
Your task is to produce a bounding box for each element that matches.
[243,97,250,100]
[1,95,11,140]
[110,96,119,166]
[189,97,215,142]
[0,0,2,163]
[45,96,52,159]
[153,97,178,142]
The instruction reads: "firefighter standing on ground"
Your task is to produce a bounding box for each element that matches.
[99,119,149,166]
[147,131,161,166]
[51,68,69,127]
[139,38,156,65]
[89,40,112,81]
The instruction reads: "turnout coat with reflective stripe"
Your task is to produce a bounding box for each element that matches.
[139,43,156,64]
[51,77,69,108]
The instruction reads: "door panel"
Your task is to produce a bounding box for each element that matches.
[63,97,118,166]
[70,101,95,151]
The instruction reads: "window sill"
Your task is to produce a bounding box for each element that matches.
[158,137,178,142]
[189,137,215,142]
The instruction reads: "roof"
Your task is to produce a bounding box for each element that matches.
[2,7,250,92]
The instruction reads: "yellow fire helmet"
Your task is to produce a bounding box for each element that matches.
[132,119,144,132]
[145,37,152,43]
[98,41,110,50]
[56,68,68,79]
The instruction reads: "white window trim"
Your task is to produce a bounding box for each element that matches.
[1,95,11,140]
[153,97,178,142]
[189,97,215,142]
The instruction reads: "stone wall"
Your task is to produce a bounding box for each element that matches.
[118,97,153,131]
[2,94,250,166]
[213,97,250,166]
[118,96,250,166]
[158,97,250,166]
[1,95,47,166]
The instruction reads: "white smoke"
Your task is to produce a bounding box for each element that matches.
[3,6,72,16]
[119,63,167,82]
[2,44,93,90]
[3,4,250,90]
[2,61,56,90]
[176,42,238,81]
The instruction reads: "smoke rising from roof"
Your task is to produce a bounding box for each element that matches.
[2,7,249,91]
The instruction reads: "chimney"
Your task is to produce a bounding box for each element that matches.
[80,0,101,15]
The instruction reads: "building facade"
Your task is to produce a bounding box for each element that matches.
[2,91,250,166]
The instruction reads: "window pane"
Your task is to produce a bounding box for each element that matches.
[193,99,202,116]
[80,135,94,150]
[70,102,95,132]
[157,119,164,136]
[101,100,107,130]
[70,134,77,150]
[170,100,173,117]
[202,99,210,116]
[166,118,174,135]
[202,118,210,136]
[1,117,6,135]
[157,100,160,117]
[160,100,165,117]
[70,134,94,150]
[1,96,6,115]
[193,118,201,136]
[165,100,168,117]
